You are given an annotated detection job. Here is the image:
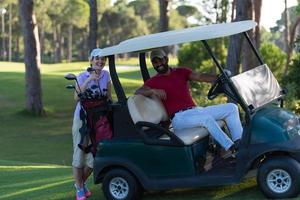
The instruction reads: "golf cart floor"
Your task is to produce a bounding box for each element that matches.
[203,150,237,177]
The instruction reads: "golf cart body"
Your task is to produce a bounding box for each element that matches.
[92,20,300,199]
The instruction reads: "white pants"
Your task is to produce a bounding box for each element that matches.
[172,103,243,150]
[72,117,94,168]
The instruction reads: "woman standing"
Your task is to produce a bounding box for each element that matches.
[72,48,112,200]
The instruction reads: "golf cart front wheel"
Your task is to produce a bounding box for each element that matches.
[257,156,300,199]
[102,168,143,200]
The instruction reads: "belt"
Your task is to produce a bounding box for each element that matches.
[170,107,195,119]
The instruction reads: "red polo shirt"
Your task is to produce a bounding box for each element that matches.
[144,67,196,116]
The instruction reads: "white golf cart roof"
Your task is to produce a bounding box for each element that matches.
[100,20,256,57]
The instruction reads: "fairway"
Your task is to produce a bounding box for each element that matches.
[0,61,278,199]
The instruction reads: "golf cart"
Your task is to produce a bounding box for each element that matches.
[91,20,300,199]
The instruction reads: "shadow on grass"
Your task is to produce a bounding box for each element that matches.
[143,181,264,200]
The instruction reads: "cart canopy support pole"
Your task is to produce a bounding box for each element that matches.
[243,32,264,65]
[139,52,150,82]
[108,55,126,104]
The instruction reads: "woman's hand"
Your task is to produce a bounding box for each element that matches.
[88,72,99,81]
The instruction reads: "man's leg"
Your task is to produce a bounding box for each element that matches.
[197,103,243,142]
[172,108,234,150]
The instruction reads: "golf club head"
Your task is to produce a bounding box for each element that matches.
[87,67,95,72]
[65,84,76,90]
[64,73,77,80]
[91,85,98,90]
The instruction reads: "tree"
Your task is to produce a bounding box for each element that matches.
[284,4,300,75]
[260,42,286,78]
[35,0,53,62]
[46,0,67,63]
[159,0,169,32]
[99,2,148,47]
[129,0,159,33]
[18,0,44,115]
[226,0,252,75]
[159,0,170,53]
[284,0,290,53]
[88,0,97,52]
[253,0,262,49]
[272,4,300,75]
[63,0,89,62]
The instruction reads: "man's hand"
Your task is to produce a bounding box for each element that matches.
[135,86,166,100]
[223,69,232,77]
[151,89,167,100]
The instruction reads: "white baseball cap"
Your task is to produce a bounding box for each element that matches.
[90,48,103,58]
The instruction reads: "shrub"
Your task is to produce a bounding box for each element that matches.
[259,42,286,79]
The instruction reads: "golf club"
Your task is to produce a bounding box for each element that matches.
[65,84,79,94]
[64,73,82,93]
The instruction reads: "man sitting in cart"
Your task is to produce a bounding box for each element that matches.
[135,49,243,153]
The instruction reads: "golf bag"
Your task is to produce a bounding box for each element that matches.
[78,97,113,156]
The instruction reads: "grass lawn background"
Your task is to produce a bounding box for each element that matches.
[0,60,272,199]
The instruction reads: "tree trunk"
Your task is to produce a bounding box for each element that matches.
[53,23,57,62]
[285,16,300,75]
[18,0,44,115]
[68,24,73,62]
[254,0,262,49]
[284,0,291,74]
[231,0,236,21]
[226,0,251,75]
[40,21,45,63]
[16,33,20,60]
[158,0,170,54]
[60,36,64,60]
[284,0,290,53]
[8,3,12,61]
[1,8,6,60]
[88,0,97,52]
[242,0,256,72]
[53,23,62,63]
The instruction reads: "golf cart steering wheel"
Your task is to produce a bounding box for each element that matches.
[207,68,232,100]
[207,74,224,100]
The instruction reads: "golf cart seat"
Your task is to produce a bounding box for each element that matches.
[127,95,225,145]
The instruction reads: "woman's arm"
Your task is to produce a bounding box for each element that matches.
[73,73,98,101]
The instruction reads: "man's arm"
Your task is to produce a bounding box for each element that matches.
[189,71,217,83]
[135,85,167,100]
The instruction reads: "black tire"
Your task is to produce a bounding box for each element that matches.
[257,156,300,199]
[102,168,143,200]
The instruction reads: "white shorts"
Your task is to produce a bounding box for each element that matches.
[72,117,94,168]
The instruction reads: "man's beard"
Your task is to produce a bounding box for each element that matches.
[154,64,169,74]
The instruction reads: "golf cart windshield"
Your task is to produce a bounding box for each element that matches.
[230,64,283,110]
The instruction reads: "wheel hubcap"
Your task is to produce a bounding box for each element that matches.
[266,169,292,193]
[109,177,129,199]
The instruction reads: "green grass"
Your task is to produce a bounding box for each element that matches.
[0,159,263,200]
[0,61,286,199]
